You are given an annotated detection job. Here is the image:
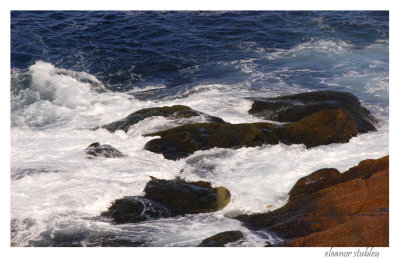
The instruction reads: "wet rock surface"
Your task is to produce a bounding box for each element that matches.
[236,155,389,247]
[144,176,231,216]
[84,142,126,158]
[144,109,358,160]
[101,177,231,224]
[273,109,358,148]
[198,230,244,247]
[97,105,225,133]
[249,90,377,133]
[100,196,171,224]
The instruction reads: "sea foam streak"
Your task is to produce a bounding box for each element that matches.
[11,58,388,246]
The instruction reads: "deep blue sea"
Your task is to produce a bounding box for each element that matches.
[11,11,389,247]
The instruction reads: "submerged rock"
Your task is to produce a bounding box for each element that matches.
[101,177,231,224]
[84,142,126,158]
[249,90,377,133]
[29,228,146,247]
[198,230,244,247]
[144,109,357,160]
[97,105,225,133]
[144,177,231,215]
[236,155,389,247]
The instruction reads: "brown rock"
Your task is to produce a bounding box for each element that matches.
[274,109,358,148]
[248,90,377,133]
[144,109,358,160]
[236,155,389,247]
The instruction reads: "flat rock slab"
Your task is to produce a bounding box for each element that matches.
[249,90,377,133]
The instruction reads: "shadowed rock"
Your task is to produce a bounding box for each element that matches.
[198,231,244,247]
[144,109,357,160]
[249,90,377,133]
[100,177,231,224]
[97,105,225,133]
[84,142,126,158]
[100,196,170,224]
[236,155,389,247]
[144,177,231,215]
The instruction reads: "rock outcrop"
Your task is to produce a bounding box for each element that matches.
[249,90,377,133]
[144,109,358,160]
[236,155,389,247]
[97,105,225,133]
[198,231,244,247]
[84,142,126,158]
[101,177,231,224]
[144,177,231,215]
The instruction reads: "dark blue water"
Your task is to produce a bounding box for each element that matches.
[11,11,388,92]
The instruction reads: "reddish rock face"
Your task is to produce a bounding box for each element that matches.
[287,169,389,247]
[236,155,389,247]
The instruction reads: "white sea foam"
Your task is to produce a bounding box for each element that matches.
[10,60,389,246]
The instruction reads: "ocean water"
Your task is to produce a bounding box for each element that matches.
[10,11,389,247]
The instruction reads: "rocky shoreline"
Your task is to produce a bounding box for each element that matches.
[87,90,388,247]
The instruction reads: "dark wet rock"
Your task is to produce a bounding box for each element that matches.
[249,90,377,133]
[97,105,225,133]
[84,142,126,158]
[236,155,389,247]
[29,228,146,247]
[29,229,86,247]
[85,237,145,247]
[100,177,231,225]
[100,198,146,224]
[273,109,358,148]
[144,109,357,159]
[144,177,231,215]
[144,122,278,160]
[198,230,244,247]
[101,196,171,224]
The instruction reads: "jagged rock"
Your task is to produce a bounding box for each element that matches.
[198,231,244,247]
[249,90,377,133]
[97,105,225,133]
[144,109,358,160]
[236,156,389,247]
[84,142,126,158]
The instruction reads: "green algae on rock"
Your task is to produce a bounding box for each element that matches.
[144,109,358,160]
